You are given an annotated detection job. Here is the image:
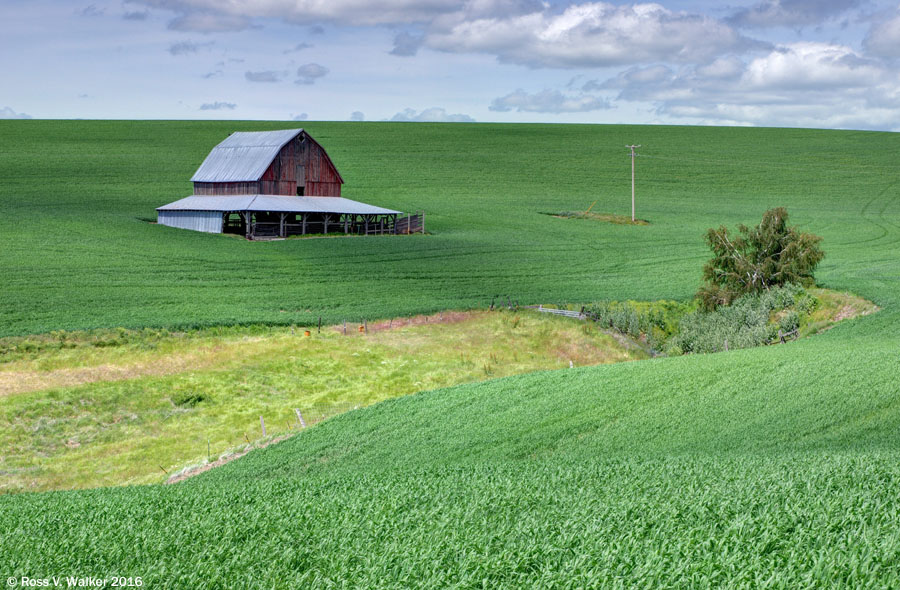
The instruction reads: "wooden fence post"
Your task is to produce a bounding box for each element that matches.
[260,416,266,437]
[295,409,306,428]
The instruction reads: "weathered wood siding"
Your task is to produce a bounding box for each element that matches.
[192,131,343,197]
[194,182,259,195]
[260,133,343,196]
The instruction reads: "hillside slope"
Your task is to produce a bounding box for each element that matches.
[1,121,898,335]
[2,122,899,587]
[2,315,899,586]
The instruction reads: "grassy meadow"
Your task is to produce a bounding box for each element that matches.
[0,310,644,492]
[1,120,900,587]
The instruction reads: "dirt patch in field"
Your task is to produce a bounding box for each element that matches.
[546,211,650,225]
[0,358,205,398]
[332,310,481,334]
[834,305,858,322]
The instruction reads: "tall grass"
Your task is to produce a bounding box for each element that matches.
[0,311,641,492]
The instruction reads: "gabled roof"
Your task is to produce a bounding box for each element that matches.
[157,195,401,216]
[190,129,304,182]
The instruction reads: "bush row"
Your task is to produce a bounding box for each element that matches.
[587,284,819,355]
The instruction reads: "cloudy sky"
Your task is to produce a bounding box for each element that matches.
[3,0,900,129]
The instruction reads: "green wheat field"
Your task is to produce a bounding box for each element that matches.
[1,120,899,587]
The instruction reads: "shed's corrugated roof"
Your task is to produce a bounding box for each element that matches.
[190,129,303,182]
[157,195,401,216]
[157,195,257,211]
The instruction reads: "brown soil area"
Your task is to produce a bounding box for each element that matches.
[331,310,480,334]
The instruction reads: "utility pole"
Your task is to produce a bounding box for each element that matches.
[626,144,641,222]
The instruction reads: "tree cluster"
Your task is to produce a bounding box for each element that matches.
[698,207,824,310]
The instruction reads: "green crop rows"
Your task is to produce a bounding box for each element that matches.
[2,121,900,587]
[2,120,896,336]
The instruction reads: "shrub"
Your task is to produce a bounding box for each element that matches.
[699,208,824,310]
[673,285,806,353]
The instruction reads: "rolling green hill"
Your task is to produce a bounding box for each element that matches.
[1,121,900,587]
[2,329,899,586]
[2,121,897,336]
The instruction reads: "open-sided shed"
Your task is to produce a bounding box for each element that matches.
[158,195,401,238]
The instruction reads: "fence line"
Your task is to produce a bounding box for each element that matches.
[524,304,587,320]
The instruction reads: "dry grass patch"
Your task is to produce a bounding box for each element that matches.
[0,310,644,492]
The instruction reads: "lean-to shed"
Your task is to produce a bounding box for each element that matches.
[156,129,406,239]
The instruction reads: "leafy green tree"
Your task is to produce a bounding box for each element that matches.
[698,207,824,310]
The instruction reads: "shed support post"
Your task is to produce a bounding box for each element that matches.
[279,213,285,238]
[302,214,307,235]
[344,215,348,234]
[244,211,251,240]
[324,214,330,235]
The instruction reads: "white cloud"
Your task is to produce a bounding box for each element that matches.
[295,63,329,84]
[199,101,236,110]
[132,0,462,28]
[596,42,900,130]
[130,1,758,70]
[864,10,900,58]
[0,106,31,119]
[245,70,285,82]
[390,107,475,122]
[729,0,861,29]
[425,3,760,68]
[695,56,745,80]
[490,88,612,113]
[743,43,883,90]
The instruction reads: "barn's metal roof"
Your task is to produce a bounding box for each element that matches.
[190,129,304,182]
[157,195,401,216]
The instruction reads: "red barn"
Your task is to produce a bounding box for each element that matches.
[190,128,344,197]
[157,129,409,239]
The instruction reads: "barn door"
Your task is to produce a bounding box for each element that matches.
[296,164,306,196]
